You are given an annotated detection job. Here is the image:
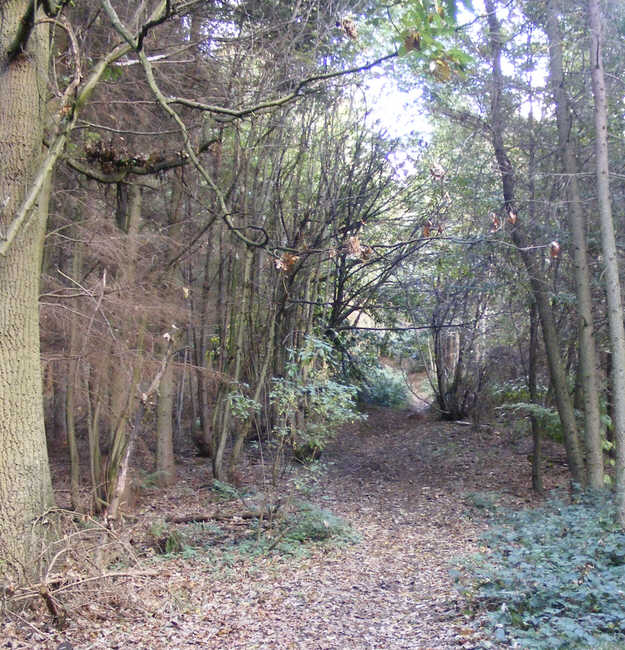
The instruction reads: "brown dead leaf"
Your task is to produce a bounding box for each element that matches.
[404,30,421,52]
[340,18,358,40]
[345,235,362,259]
[275,252,300,272]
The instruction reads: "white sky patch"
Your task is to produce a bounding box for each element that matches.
[364,76,433,140]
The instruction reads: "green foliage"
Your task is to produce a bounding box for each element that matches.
[149,501,358,565]
[227,385,261,421]
[456,492,625,648]
[290,459,327,496]
[270,336,366,462]
[149,521,186,555]
[491,379,563,442]
[138,470,167,489]
[358,364,409,407]
[490,378,534,405]
[497,401,563,443]
[282,501,360,546]
[394,0,474,71]
[102,64,123,82]
[211,479,242,501]
[463,491,499,513]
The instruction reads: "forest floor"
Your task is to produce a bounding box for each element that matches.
[2,404,569,649]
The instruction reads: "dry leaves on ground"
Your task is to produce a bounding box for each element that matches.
[1,406,568,649]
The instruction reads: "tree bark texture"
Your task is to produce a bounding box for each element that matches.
[106,184,143,504]
[588,0,625,516]
[0,1,54,580]
[156,349,176,486]
[546,0,603,488]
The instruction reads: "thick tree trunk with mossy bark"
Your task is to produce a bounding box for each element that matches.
[0,2,54,581]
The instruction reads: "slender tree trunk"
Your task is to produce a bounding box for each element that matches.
[213,249,253,480]
[528,301,543,494]
[524,54,543,495]
[546,0,603,488]
[195,234,215,457]
[66,244,82,510]
[0,2,54,581]
[606,350,615,456]
[106,184,143,503]
[156,348,176,486]
[230,306,277,470]
[485,0,585,485]
[154,171,184,486]
[588,0,625,517]
[86,356,105,512]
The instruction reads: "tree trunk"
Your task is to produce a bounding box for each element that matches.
[588,0,625,516]
[86,354,106,512]
[154,172,184,486]
[546,0,603,488]
[485,0,585,485]
[66,244,82,510]
[213,249,253,480]
[0,2,54,581]
[230,305,277,471]
[528,301,543,494]
[106,184,143,503]
[156,347,176,486]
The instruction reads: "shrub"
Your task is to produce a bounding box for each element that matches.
[270,337,366,463]
[455,491,625,648]
[496,400,564,442]
[283,501,359,545]
[463,491,500,513]
[359,364,408,407]
[149,521,186,555]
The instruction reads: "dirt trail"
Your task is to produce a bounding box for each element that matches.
[2,408,568,649]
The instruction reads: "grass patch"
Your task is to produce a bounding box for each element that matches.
[455,490,625,648]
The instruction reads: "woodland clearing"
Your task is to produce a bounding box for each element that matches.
[1,405,568,649]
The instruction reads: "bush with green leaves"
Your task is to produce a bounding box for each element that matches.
[283,501,359,545]
[489,378,565,442]
[270,336,366,461]
[358,363,408,407]
[226,337,365,463]
[496,400,564,442]
[455,491,625,648]
[149,521,186,555]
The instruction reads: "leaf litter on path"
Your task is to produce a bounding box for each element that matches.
[2,406,569,649]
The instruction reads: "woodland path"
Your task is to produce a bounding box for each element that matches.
[3,408,568,649]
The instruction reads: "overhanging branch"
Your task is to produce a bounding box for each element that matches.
[167,52,399,119]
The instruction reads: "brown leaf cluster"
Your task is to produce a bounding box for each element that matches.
[422,220,444,237]
[274,252,300,272]
[339,17,358,40]
[343,235,373,261]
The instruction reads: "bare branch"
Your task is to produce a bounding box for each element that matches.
[167,52,399,120]
[0,2,170,256]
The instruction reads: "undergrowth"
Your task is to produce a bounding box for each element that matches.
[149,500,359,564]
[358,364,408,407]
[455,491,625,648]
